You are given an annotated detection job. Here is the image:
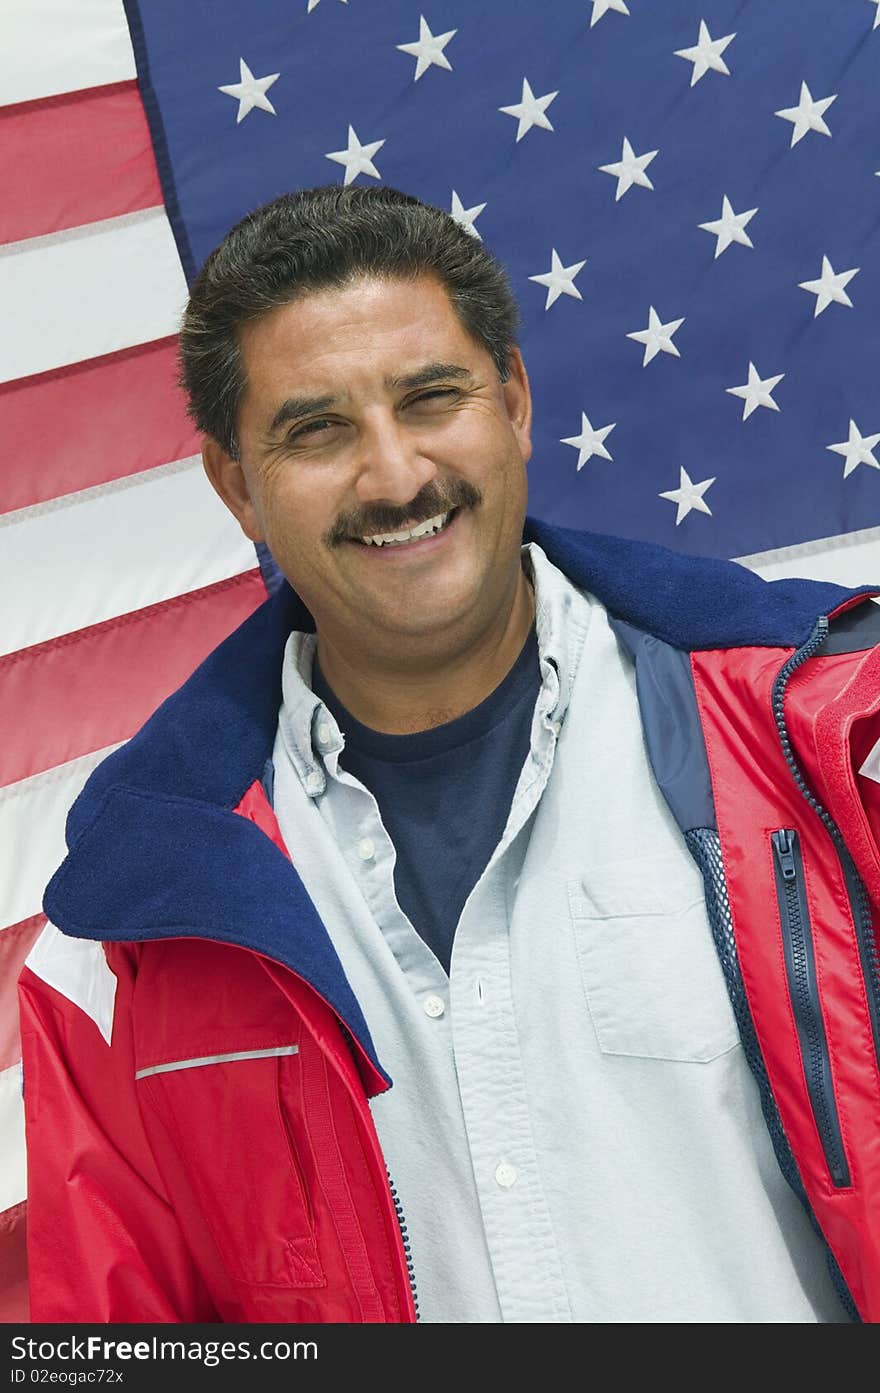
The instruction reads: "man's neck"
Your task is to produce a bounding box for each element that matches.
[314,565,536,735]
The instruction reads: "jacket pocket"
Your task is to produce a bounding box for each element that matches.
[771,829,850,1187]
[568,854,740,1062]
[138,1043,325,1289]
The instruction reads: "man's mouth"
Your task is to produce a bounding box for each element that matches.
[351,508,458,548]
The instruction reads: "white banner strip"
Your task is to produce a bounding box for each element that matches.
[0,458,255,657]
[0,746,123,932]
[0,0,135,109]
[735,526,880,588]
[26,923,118,1048]
[0,208,188,385]
[0,1063,26,1213]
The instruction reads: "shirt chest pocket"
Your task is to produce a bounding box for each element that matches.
[567,854,740,1063]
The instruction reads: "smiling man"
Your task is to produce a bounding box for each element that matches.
[20,186,880,1323]
[203,272,535,736]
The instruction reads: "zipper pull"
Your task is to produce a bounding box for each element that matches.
[773,828,797,880]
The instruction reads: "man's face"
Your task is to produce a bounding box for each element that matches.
[204,274,532,650]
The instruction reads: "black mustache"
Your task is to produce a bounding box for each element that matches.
[330,481,481,544]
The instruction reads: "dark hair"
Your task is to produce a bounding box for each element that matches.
[179,184,521,458]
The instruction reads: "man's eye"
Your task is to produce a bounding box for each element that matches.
[288,418,335,441]
[409,388,457,405]
[282,393,455,445]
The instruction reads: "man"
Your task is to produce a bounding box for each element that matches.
[19,185,880,1323]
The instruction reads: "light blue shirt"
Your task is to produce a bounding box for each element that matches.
[271,543,848,1323]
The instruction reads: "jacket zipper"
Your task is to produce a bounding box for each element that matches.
[771,828,850,1187]
[333,1019,419,1320]
[386,1167,420,1321]
[771,616,880,1152]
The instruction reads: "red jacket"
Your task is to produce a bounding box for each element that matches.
[19,520,880,1321]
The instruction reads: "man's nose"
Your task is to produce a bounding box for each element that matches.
[352,410,438,506]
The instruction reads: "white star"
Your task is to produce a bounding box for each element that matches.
[450,191,486,239]
[598,137,658,201]
[698,196,757,258]
[775,81,836,147]
[674,20,735,86]
[725,362,784,420]
[218,59,280,123]
[589,0,630,26]
[307,0,348,11]
[827,420,880,479]
[798,255,859,317]
[499,78,558,142]
[325,125,385,185]
[529,249,587,309]
[561,413,616,469]
[626,306,685,365]
[396,15,456,81]
[659,468,715,525]
[868,0,880,29]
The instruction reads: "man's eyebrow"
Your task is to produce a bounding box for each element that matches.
[387,362,475,390]
[265,363,474,437]
[268,394,337,436]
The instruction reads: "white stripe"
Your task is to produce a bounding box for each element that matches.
[25,922,117,1048]
[135,1045,300,1079]
[859,737,880,787]
[735,526,880,588]
[0,208,188,384]
[0,0,135,108]
[0,458,255,657]
[0,1063,26,1212]
[0,745,122,931]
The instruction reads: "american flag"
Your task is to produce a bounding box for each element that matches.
[2,0,878,1320]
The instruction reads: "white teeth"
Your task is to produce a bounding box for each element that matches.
[361,510,450,547]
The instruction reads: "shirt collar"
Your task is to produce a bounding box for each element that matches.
[277,630,329,795]
[523,540,593,731]
[277,542,594,778]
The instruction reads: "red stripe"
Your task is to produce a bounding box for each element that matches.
[0,339,200,513]
[0,1203,28,1323]
[0,81,163,245]
[0,571,267,786]
[0,916,45,1067]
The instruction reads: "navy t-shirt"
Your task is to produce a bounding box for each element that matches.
[312,624,540,973]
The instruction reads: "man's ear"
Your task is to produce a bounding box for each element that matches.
[201,438,265,544]
[502,348,533,466]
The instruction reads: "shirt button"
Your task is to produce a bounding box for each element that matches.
[357,837,375,861]
[551,719,562,735]
[423,995,445,1018]
[316,720,332,746]
[494,1162,518,1189]
[305,771,323,794]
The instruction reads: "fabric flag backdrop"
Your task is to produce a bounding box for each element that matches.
[1,0,879,1320]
